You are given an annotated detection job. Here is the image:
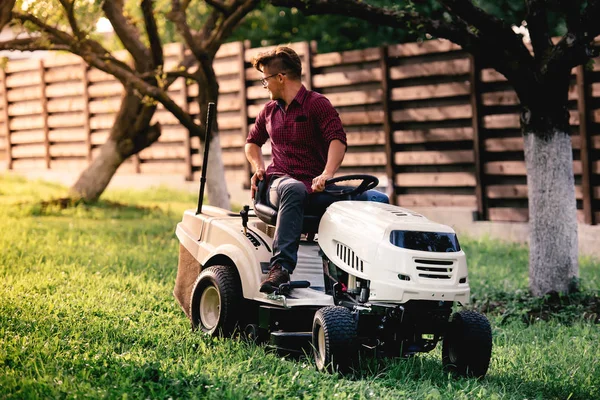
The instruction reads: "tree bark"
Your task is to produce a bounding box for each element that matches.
[204,134,231,208]
[70,89,160,201]
[521,99,579,295]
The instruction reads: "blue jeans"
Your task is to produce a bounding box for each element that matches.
[268,177,389,273]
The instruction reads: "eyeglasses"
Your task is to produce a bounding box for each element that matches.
[260,72,285,87]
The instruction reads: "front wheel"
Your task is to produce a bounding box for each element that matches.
[190,265,241,337]
[442,310,492,378]
[312,306,357,373]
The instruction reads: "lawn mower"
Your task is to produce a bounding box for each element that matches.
[173,103,492,377]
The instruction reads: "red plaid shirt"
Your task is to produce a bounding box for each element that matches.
[247,85,347,192]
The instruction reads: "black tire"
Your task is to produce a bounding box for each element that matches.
[442,310,493,378]
[312,306,357,373]
[190,265,241,337]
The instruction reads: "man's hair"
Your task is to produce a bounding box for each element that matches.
[252,46,302,80]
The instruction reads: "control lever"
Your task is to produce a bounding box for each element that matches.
[240,205,250,235]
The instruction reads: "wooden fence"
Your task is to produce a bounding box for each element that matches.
[0,40,599,224]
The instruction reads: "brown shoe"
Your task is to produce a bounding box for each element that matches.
[260,264,290,294]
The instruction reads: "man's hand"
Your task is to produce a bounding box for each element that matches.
[311,172,333,192]
[250,168,265,199]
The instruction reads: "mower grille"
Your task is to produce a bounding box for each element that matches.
[335,242,364,273]
[414,258,454,280]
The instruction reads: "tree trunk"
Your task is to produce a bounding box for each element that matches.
[70,89,159,201]
[204,133,231,209]
[522,109,579,296]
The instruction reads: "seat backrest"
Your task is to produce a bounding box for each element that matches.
[253,177,321,234]
[253,176,278,226]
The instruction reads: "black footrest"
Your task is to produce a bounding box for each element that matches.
[275,280,311,295]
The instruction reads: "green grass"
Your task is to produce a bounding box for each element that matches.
[1,174,599,399]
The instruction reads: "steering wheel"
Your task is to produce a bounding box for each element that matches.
[323,174,379,197]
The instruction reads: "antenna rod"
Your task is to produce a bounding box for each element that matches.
[196,102,216,214]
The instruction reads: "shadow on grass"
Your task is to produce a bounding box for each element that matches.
[471,289,600,325]
[17,197,167,219]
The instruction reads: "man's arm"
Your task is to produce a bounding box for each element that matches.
[245,143,266,199]
[311,139,346,192]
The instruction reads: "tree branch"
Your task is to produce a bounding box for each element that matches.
[526,0,552,62]
[0,0,16,31]
[441,0,532,62]
[0,37,70,52]
[204,0,259,56]
[168,0,208,63]
[141,0,164,69]
[58,0,83,40]
[102,0,151,71]
[205,0,232,15]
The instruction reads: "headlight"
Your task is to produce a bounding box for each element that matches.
[390,230,461,252]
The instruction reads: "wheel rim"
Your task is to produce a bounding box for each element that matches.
[316,324,326,369]
[199,285,221,330]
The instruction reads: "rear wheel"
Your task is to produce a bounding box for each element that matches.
[442,310,492,378]
[312,306,357,373]
[190,265,241,337]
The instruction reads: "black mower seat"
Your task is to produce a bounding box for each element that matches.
[253,177,323,234]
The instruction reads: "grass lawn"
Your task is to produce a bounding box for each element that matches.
[1,174,599,399]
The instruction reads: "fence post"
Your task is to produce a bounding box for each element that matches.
[239,40,252,189]
[576,65,595,225]
[39,59,50,169]
[81,60,92,164]
[302,41,314,91]
[180,43,193,181]
[379,46,396,205]
[0,68,11,170]
[469,55,487,220]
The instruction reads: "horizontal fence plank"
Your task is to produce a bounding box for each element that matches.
[49,143,87,157]
[392,82,470,101]
[392,104,471,122]
[44,66,84,83]
[396,172,476,187]
[48,113,86,128]
[8,100,43,116]
[313,69,383,88]
[397,194,476,207]
[11,143,46,158]
[6,86,43,102]
[488,208,529,222]
[395,150,474,165]
[312,48,380,68]
[342,152,387,166]
[48,97,86,113]
[10,130,45,144]
[485,161,582,175]
[6,72,42,87]
[10,115,45,130]
[388,40,462,57]
[389,59,469,80]
[394,127,473,143]
[88,82,123,97]
[49,128,88,142]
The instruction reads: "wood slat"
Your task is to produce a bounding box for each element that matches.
[139,145,187,160]
[88,82,124,97]
[397,194,476,207]
[339,110,384,125]
[90,115,116,130]
[395,150,474,165]
[326,90,383,107]
[11,143,46,158]
[43,54,82,68]
[49,128,87,142]
[89,98,121,114]
[8,100,43,116]
[485,161,583,175]
[5,59,39,73]
[138,162,188,174]
[488,208,529,222]
[313,69,383,88]
[49,143,87,157]
[47,97,86,113]
[388,41,462,57]
[389,59,469,80]
[396,172,476,187]
[394,127,473,144]
[10,116,45,130]
[44,66,84,83]
[10,130,45,144]
[11,158,47,169]
[312,48,380,68]
[48,113,86,128]
[392,104,471,122]
[342,152,387,166]
[6,72,42,88]
[392,82,470,101]
[346,130,386,146]
[46,82,84,97]
[6,86,43,102]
